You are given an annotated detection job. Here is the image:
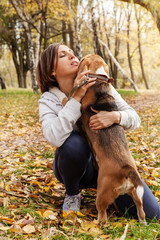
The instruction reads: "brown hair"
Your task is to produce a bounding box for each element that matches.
[36,43,63,93]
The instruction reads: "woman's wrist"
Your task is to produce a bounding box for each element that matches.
[72,95,81,102]
[114,111,121,124]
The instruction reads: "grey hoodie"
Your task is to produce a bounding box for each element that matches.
[39,85,140,148]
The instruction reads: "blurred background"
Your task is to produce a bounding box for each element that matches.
[0,0,160,92]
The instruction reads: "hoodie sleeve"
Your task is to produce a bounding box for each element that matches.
[111,85,141,130]
[39,92,81,148]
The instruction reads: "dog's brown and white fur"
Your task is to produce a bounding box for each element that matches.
[77,54,146,224]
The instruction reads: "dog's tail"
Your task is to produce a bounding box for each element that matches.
[122,165,143,188]
[122,164,144,201]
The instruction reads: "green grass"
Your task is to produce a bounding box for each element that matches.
[118,89,140,97]
[0,88,41,96]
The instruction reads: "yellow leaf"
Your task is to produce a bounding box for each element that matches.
[30,181,41,187]
[0,216,15,225]
[77,211,85,217]
[35,211,43,217]
[22,224,36,233]
[112,222,123,228]
[43,210,57,220]
[143,167,149,172]
[81,221,97,231]
[5,184,10,191]
[100,234,112,239]
[62,210,77,218]
[14,153,21,157]
[47,181,55,186]
[152,170,159,177]
[155,191,160,196]
[44,187,50,192]
[88,227,103,236]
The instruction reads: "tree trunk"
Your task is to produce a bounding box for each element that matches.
[101,2,113,76]
[43,0,49,50]
[126,4,135,82]
[65,0,75,51]
[113,35,120,88]
[74,0,83,59]
[10,0,38,93]
[23,65,28,88]
[99,39,139,92]
[135,5,149,89]
[90,1,103,57]
[0,73,6,89]
[35,19,41,68]
[62,20,67,45]
[11,44,24,88]
[26,27,38,92]
[97,1,108,63]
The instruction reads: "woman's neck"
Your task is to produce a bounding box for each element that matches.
[58,76,74,97]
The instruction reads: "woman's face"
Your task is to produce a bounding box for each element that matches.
[52,45,79,80]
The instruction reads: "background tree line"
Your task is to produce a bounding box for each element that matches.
[0,0,160,92]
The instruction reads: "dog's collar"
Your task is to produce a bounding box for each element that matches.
[87,73,112,82]
[68,73,113,99]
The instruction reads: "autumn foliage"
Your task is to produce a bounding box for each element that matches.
[0,89,160,239]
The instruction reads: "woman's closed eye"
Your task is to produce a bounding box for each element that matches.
[59,53,66,58]
[58,50,75,58]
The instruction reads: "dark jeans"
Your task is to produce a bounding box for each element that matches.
[53,132,160,220]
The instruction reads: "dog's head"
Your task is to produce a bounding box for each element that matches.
[78,54,116,112]
[77,54,113,83]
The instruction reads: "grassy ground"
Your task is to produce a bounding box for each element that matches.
[0,88,160,240]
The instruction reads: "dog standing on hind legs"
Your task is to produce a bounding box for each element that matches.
[76,54,146,224]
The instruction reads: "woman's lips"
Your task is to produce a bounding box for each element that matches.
[71,61,79,66]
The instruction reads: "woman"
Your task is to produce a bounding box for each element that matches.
[36,43,160,220]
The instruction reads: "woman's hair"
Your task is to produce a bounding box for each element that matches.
[36,43,63,93]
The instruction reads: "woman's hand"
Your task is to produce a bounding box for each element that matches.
[72,71,96,102]
[89,107,121,130]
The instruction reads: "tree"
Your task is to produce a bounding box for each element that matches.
[90,0,103,57]
[0,2,29,88]
[119,0,160,33]
[126,3,136,83]
[99,39,139,92]
[134,4,149,89]
[9,0,38,93]
[112,2,126,88]
[0,72,6,89]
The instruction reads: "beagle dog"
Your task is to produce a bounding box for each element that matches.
[76,54,146,224]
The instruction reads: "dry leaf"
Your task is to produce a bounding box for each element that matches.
[22,224,36,233]
[43,210,57,220]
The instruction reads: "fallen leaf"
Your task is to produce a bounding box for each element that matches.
[43,210,57,220]
[22,224,36,233]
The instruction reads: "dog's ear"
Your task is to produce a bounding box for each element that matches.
[103,63,114,83]
[79,57,85,63]
[108,77,114,83]
[78,58,89,72]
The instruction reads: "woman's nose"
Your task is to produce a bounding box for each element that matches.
[68,52,75,59]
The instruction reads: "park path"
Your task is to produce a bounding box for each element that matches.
[124,90,160,111]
